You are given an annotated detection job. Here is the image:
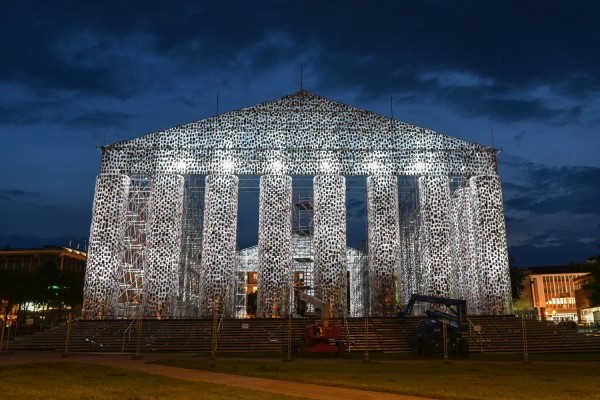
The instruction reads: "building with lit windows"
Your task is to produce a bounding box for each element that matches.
[513,266,589,322]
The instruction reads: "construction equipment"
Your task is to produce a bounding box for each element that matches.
[398,294,470,357]
[294,291,345,355]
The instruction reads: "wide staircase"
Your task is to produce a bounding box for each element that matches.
[464,316,600,353]
[10,316,600,354]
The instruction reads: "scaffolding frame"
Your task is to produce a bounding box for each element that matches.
[178,175,205,317]
[118,175,151,318]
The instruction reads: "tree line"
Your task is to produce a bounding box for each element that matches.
[0,261,84,322]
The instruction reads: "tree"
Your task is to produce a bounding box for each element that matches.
[509,267,525,302]
[0,268,29,321]
[1,261,85,324]
[28,261,59,309]
[31,261,85,310]
[59,268,85,308]
[573,226,600,307]
[508,255,525,302]
[581,250,600,306]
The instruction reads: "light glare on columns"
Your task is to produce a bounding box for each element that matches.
[271,160,284,173]
[222,159,235,173]
[367,161,380,172]
[175,160,187,171]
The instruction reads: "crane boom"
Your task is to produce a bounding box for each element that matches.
[299,292,331,327]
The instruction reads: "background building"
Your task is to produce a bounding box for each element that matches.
[512,266,589,322]
[0,245,87,325]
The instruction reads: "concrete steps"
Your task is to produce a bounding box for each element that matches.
[464,316,600,353]
[12,316,600,355]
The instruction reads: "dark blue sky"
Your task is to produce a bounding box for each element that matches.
[1,1,599,266]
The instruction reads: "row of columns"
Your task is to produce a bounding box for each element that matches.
[84,173,350,319]
[83,172,511,319]
[399,175,512,315]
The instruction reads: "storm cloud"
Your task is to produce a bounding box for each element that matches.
[1,1,599,266]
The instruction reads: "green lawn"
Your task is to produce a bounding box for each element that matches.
[155,354,600,400]
[0,363,307,400]
[3,354,599,400]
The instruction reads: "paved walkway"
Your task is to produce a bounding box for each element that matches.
[0,351,435,400]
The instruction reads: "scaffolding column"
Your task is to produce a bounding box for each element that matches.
[200,174,239,318]
[418,175,453,298]
[143,174,185,318]
[178,175,204,318]
[119,175,151,318]
[398,177,421,306]
[450,184,484,314]
[83,173,130,319]
[292,193,314,314]
[313,174,347,316]
[367,175,400,316]
[257,174,293,317]
[470,175,512,314]
[348,245,367,317]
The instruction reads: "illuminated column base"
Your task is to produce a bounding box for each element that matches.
[143,174,185,318]
[313,174,347,316]
[470,175,512,314]
[257,175,293,317]
[418,176,452,298]
[367,175,400,317]
[83,174,130,319]
[200,174,239,318]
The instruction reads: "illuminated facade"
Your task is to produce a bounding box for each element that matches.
[530,270,588,321]
[512,266,591,322]
[83,90,512,319]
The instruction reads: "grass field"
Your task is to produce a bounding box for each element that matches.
[155,353,600,400]
[0,363,307,400]
[2,353,599,399]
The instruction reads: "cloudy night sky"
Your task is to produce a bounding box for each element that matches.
[1,1,599,267]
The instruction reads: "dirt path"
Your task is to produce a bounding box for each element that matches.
[0,352,435,400]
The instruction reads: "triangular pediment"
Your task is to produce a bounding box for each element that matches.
[109,90,487,152]
[101,90,495,176]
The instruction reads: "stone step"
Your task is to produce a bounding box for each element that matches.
[13,316,600,355]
